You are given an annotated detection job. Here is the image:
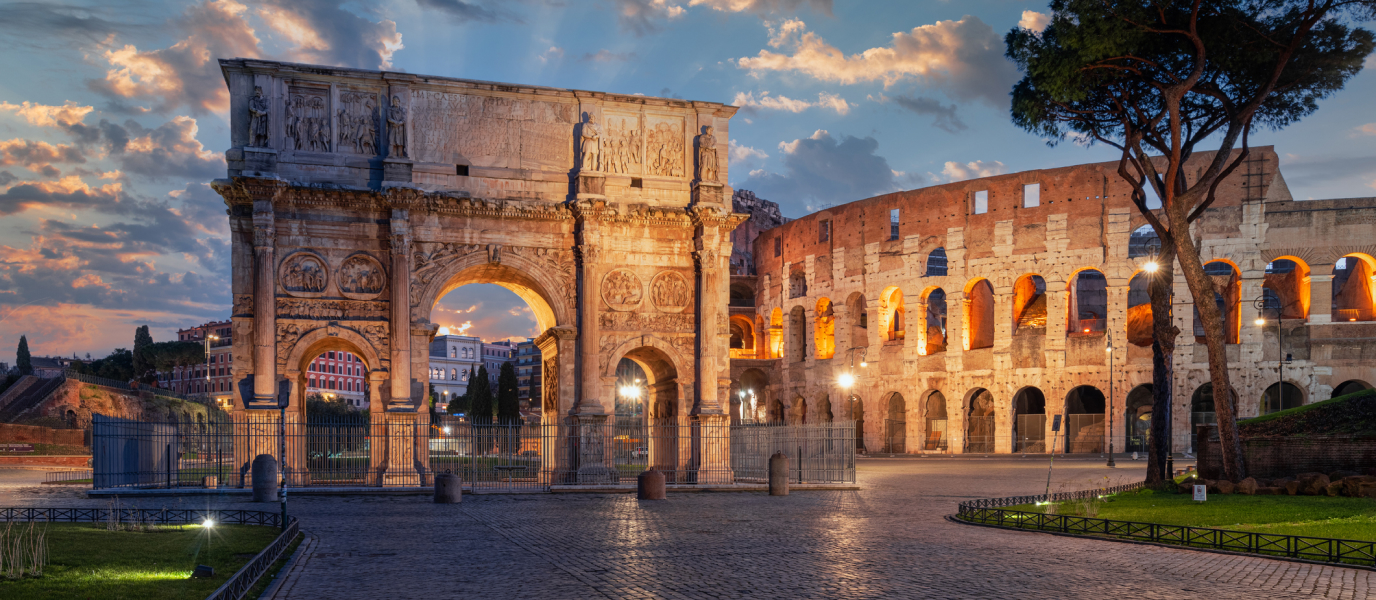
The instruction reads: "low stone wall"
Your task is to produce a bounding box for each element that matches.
[0,423,85,446]
[0,455,91,467]
[1198,426,1376,479]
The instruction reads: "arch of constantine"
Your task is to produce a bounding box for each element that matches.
[214,59,743,485]
[734,147,1376,455]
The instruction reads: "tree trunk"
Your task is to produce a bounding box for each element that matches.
[1146,245,1178,485]
[1172,233,1245,481]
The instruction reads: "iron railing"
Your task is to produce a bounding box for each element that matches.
[955,485,1376,567]
[208,517,300,600]
[1015,414,1047,452]
[43,470,92,484]
[92,413,857,491]
[966,416,995,453]
[924,418,948,451]
[1065,414,1105,453]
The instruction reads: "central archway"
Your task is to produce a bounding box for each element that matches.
[605,340,690,481]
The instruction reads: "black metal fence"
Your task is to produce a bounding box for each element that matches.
[955,484,1376,567]
[91,413,856,492]
[42,470,92,484]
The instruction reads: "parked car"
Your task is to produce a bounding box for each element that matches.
[631,446,648,459]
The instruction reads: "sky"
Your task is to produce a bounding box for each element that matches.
[0,0,1372,363]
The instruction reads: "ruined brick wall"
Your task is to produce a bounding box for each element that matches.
[1199,432,1376,479]
[0,423,84,446]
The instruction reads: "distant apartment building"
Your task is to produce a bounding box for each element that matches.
[161,320,234,407]
[515,338,541,409]
[429,334,482,407]
[305,351,367,409]
[481,341,517,385]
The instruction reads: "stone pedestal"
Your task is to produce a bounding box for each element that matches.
[228,146,277,176]
[692,413,734,484]
[383,157,413,183]
[692,180,723,206]
[370,411,430,487]
[573,415,618,485]
[576,172,606,199]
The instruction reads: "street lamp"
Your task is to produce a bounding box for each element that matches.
[1106,331,1116,468]
[203,333,219,397]
[1253,294,1291,414]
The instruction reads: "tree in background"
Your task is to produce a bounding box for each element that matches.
[446,368,474,415]
[147,341,205,383]
[1006,0,1375,482]
[497,362,520,425]
[16,335,32,375]
[132,325,154,381]
[71,348,135,382]
[469,365,493,423]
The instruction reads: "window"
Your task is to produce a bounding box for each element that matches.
[450,347,456,358]
[890,209,900,241]
[819,220,831,243]
[328,351,335,360]
[973,190,988,214]
[1023,183,1040,208]
[925,248,948,277]
[774,236,782,257]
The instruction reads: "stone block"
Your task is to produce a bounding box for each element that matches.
[1236,477,1258,495]
[1298,473,1330,495]
[434,471,461,503]
[1256,487,1284,495]
[1341,475,1376,497]
[1284,480,1301,496]
[252,454,278,503]
[1325,481,1344,496]
[637,469,666,500]
[1215,480,1235,495]
[1359,482,1376,499]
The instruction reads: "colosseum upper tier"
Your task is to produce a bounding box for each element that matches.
[727,146,1376,455]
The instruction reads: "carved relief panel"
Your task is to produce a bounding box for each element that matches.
[602,269,644,311]
[279,251,329,297]
[645,115,685,178]
[602,112,642,176]
[286,85,331,153]
[650,270,692,313]
[336,90,380,156]
[337,253,386,300]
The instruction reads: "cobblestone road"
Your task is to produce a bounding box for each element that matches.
[8,459,1374,598]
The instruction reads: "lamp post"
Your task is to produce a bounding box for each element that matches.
[1253,295,1289,413]
[203,332,219,397]
[1106,331,1115,468]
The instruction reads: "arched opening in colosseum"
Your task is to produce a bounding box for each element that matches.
[1068,269,1108,334]
[815,298,836,359]
[1263,258,1310,319]
[1126,272,1155,346]
[925,247,948,276]
[923,390,948,451]
[788,306,807,362]
[816,392,833,423]
[736,368,768,422]
[851,395,866,451]
[1012,387,1046,452]
[1125,384,1154,453]
[1194,261,1241,343]
[1128,224,1162,259]
[883,392,906,453]
[964,279,995,350]
[767,395,785,423]
[883,287,906,342]
[965,388,995,453]
[1261,382,1304,414]
[768,308,783,359]
[921,288,948,354]
[845,292,868,352]
[729,315,756,359]
[729,282,755,308]
[1064,386,1106,453]
[1332,379,1373,399]
[1012,275,1047,334]
[790,395,808,425]
[1332,254,1376,322]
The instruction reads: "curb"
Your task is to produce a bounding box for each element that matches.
[945,514,1376,573]
[257,531,317,600]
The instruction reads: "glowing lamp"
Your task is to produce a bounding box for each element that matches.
[1255,318,1266,326]
[1144,261,1159,273]
[202,519,214,528]
[838,373,855,389]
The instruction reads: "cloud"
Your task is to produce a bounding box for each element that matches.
[101,117,224,181]
[432,283,539,342]
[732,90,850,115]
[736,16,1017,106]
[414,0,516,23]
[580,49,637,63]
[693,1,832,16]
[0,3,132,48]
[1353,123,1376,137]
[733,129,902,215]
[613,0,686,35]
[888,94,966,133]
[0,101,95,128]
[255,0,404,69]
[1018,10,1050,32]
[539,46,564,64]
[0,176,125,217]
[0,139,88,172]
[728,139,769,173]
[938,160,1006,182]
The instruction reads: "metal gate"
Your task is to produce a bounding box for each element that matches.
[966,416,995,453]
[1014,414,1046,452]
[883,418,906,454]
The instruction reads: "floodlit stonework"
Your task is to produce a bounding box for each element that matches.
[214,59,742,484]
[734,146,1376,455]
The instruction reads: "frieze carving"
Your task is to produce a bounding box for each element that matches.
[387,95,408,158]
[233,294,253,316]
[360,323,390,356]
[337,91,379,155]
[542,360,557,413]
[410,241,483,299]
[507,246,575,303]
[650,271,692,313]
[486,244,502,264]
[280,252,328,295]
[248,86,270,148]
[697,126,718,182]
[277,298,388,321]
[602,269,643,311]
[646,118,684,177]
[598,311,695,332]
[671,335,695,357]
[276,323,304,363]
[603,114,641,175]
[286,90,331,152]
[337,254,386,299]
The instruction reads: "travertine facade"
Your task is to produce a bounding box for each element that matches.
[736,146,1376,455]
[214,59,742,483]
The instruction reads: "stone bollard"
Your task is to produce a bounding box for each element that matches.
[202,475,218,489]
[434,470,462,504]
[769,451,789,496]
[637,469,666,500]
[251,454,279,503]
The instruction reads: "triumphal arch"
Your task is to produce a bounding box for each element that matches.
[213,59,742,485]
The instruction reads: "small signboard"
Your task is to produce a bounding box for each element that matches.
[1051,414,1062,432]
[1193,484,1207,502]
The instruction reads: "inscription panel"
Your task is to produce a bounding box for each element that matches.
[410,91,576,169]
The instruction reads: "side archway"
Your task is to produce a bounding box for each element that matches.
[1333,379,1374,399]
[965,388,995,453]
[923,390,948,451]
[882,392,907,453]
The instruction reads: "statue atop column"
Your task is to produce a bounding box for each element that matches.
[387,95,407,159]
[579,113,602,172]
[249,86,270,148]
[697,125,718,183]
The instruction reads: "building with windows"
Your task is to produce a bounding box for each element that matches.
[481,340,517,385]
[514,338,541,410]
[162,320,234,407]
[305,351,367,409]
[429,334,482,408]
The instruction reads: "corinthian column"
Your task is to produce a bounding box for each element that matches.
[576,242,604,415]
[251,195,277,407]
[389,211,412,410]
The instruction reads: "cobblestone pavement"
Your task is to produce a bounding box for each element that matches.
[8,459,1374,599]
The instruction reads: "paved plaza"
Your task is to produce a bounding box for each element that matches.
[4,459,1373,599]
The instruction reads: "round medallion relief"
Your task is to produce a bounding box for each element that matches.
[601,269,644,311]
[279,251,329,297]
[650,270,691,313]
[336,253,386,300]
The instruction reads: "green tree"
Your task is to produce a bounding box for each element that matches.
[132,325,154,381]
[1006,0,1375,481]
[446,368,474,414]
[497,362,520,425]
[16,335,32,375]
[469,365,493,423]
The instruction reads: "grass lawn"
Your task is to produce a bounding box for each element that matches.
[1011,489,1376,540]
[0,522,283,600]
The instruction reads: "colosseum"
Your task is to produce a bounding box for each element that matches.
[727,146,1376,456]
